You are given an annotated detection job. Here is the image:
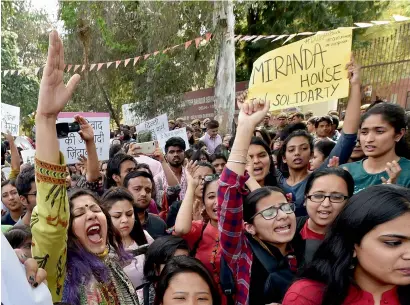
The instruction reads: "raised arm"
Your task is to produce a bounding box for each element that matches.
[218,97,269,264]
[320,57,361,168]
[153,145,179,187]
[32,30,80,302]
[4,132,21,178]
[75,115,100,182]
[174,161,200,235]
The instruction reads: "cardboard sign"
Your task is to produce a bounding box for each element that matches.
[157,127,190,153]
[21,149,36,165]
[135,114,169,140]
[1,103,20,136]
[57,112,110,164]
[248,28,352,111]
[122,103,142,126]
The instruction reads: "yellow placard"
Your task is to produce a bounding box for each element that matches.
[248,28,352,111]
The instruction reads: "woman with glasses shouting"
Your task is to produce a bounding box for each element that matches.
[173,160,226,303]
[293,167,354,267]
[218,97,301,305]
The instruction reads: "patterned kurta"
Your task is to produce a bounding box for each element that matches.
[32,154,139,305]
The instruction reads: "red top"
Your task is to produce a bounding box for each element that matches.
[300,220,325,241]
[282,279,400,305]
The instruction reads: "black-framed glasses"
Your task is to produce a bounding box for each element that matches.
[250,202,295,220]
[307,194,349,203]
[25,192,37,196]
[202,174,219,183]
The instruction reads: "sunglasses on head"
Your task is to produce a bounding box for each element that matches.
[202,174,219,183]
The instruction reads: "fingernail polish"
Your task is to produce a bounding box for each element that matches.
[29,275,35,283]
[33,282,38,288]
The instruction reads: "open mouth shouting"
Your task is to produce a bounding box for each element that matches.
[86,223,103,244]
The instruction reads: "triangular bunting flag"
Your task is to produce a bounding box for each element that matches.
[371,20,390,25]
[97,63,104,71]
[107,62,113,68]
[74,65,80,72]
[234,35,242,41]
[245,35,258,42]
[297,32,314,36]
[252,35,265,43]
[4,70,9,76]
[144,54,151,60]
[115,60,121,68]
[172,44,180,49]
[185,40,192,49]
[67,65,73,72]
[63,64,67,71]
[17,70,22,75]
[81,65,86,72]
[393,15,410,22]
[153,51,159,56]
[265,35,277,39]
[354,22,374,28]
[195,37,202,48]
[240,35,249,41]
[271,35,287,42]
[133,57,140,66]
[283,34,297,45]
[163,48,170,54]
[10,70,15,75]
[90,64,96,71]
[35,67,40,75]
[124,58,131,67]
[205,33,212,42]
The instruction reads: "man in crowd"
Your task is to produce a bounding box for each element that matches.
[304,110,314,121]
[330,115,341,141]
[168,120,176,130]
[175,118,186,128]
[291,112,305,124]
[314,115,334,143]
[105,153,137,188]
[155,137,187,200]
[191,119,203,139]
[15,166,36,226]
[200,119,222,154]
[276,112,288,132]
[1,180,23,225]
[124,171,167,239]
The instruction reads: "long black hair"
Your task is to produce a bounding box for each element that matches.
[301,184,410,305]
[304,167,355,198]
[249,136,277,186]
[278,130,314,178]
[143,236,190,283]
[154,256,221,305]
[101,187,148,246]
[360,102,409,159]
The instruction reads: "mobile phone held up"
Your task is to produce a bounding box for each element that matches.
[56,122,80,139]
[136,141,156,155]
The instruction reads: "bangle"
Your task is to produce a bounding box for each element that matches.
[229,153,247,159]
[228,159,247,165]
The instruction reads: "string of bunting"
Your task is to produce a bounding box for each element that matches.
[1,14,409,77]
[1,32,213,77]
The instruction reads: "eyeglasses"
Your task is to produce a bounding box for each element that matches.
[201,174,219,183]
[25,192,37,197]
[250,202,295,220]
[307,194,349,203]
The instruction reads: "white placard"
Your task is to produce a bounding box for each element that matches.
[1,233,53,305]
[57,112,110,164]
[157,127,190,153]
[1,103,20,136]
[21,149,36,165]
[135,114,169,140]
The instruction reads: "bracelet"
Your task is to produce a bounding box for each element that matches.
[229,153,247,159]
[228,159,247,165]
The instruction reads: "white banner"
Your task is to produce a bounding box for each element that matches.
[135,113,169,140]
[57,112,110,164]
[1,103,20,136]
[157,127,190,153]
[21,149,36,165]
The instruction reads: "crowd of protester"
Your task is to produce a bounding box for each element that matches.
[1,31,410,305]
